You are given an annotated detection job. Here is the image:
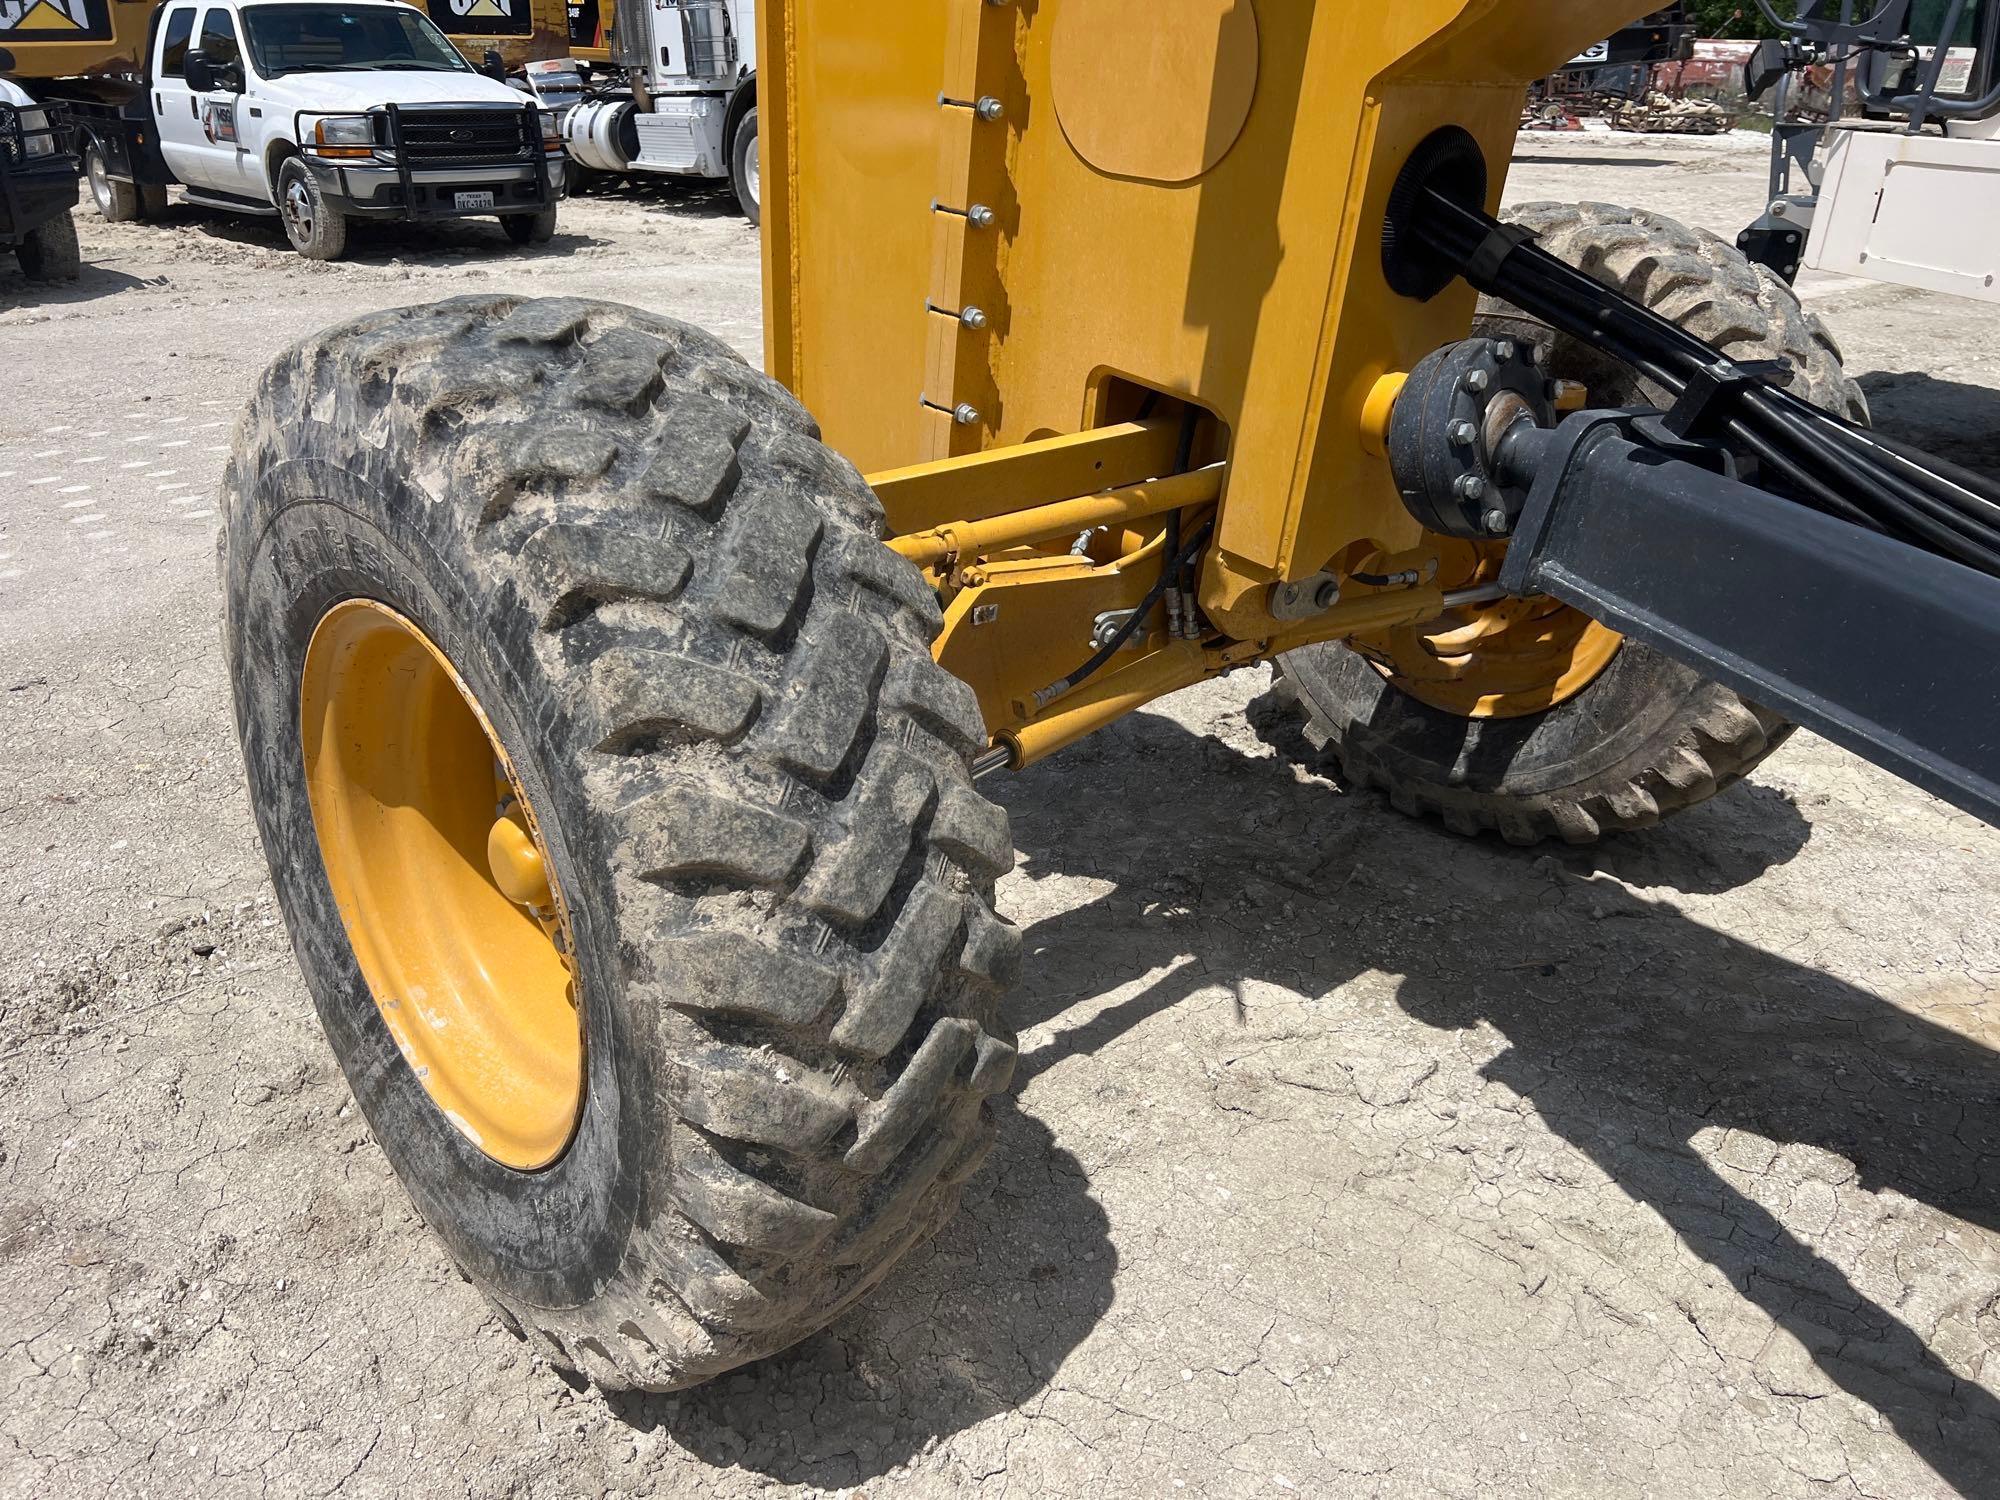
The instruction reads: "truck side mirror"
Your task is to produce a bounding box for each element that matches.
[184,50,216,90]
[482,48,508,84]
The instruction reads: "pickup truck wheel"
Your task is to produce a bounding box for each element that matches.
[85,141,142,223]
[221,295,1019,1390]
[1266,202,1866,845]
[17,211,81,282]
[277,157,347,261]
[502,205,557,246]
[729,106,759,226]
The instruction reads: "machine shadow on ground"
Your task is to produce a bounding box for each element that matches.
[600,1103,1116,1488]
[1857,369,2000,477]
[570,176,745,220]
[992,700,2000,1495]
[591,681,1997,1491]
[0,258,154,304]
[147,201,602,265]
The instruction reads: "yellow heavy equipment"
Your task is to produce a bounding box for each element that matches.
[218,0,2000,1391]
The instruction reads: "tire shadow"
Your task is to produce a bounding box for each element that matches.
[1240,678,1814,897]
[600,1099,1114,1488]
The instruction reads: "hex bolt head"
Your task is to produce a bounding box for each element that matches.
[1448,419,1478,445]
[1530,343,1549,369]
[1464,368,1491,394]
[952,403,982,426]
[1455,474,1487,501]
[1484,507,1510,534]
[974,96,1005,121]
[959,306,989,330]
[966,203,996,228]
[1495,339,1517,362]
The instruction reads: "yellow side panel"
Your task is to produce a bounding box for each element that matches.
[761,1,1658,615]
[761,0,954,474]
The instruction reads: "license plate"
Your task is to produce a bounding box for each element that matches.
[454,190,496,211]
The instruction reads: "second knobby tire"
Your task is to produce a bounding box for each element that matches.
[221,295,1020,1389]
[1269,201,1867,845]
[16,210,80,282]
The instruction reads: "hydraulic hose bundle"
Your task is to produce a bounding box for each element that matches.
[1396,159,2000,579]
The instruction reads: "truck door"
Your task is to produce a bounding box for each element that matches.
[187,7,261,197]
[151,4,208,189]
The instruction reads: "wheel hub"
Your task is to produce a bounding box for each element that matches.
[1352,542,1622,719]
[298,599,581,1170]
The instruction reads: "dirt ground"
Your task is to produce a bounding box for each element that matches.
[4,130,2000,1500]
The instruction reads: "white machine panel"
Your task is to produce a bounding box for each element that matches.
[1807,127,2000,303]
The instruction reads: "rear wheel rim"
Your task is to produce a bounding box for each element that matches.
[1352,544,1623,719]
[299,599,583,1170]
[88,148,110,212]
[745,136,759,206]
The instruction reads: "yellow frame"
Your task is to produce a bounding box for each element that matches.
[757,1,1661,765]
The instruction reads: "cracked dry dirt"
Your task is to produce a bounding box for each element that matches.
[5,132,2000,1499]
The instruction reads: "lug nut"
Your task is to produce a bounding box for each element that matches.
[1448,419,1478,445]
[1484,507,1510,534]
[1464,369,1490,394]
[1455,474,1487,501]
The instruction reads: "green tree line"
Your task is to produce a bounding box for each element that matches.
[1688,0,1795,38]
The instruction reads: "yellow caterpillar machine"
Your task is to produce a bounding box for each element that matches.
[217,0,2000,1390]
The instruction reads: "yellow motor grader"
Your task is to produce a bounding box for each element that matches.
[217,0,2000,1390]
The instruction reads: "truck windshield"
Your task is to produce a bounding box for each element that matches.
[243,4,473,78]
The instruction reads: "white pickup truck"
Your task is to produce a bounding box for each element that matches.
[61,0,564,259]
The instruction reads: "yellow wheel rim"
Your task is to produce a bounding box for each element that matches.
[1353,547,1624,720]
[299,600,582,1170]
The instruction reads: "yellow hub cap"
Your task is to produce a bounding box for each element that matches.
[299,600,582,1170]
[1354,547,1624,719]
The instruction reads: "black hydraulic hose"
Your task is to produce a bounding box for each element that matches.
[1415,187,2000,578]
[1034,518,1215,710]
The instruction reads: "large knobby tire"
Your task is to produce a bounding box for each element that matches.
[221,295,1020,1389]
[17,210,81,282]
[1271,202,1867,845]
